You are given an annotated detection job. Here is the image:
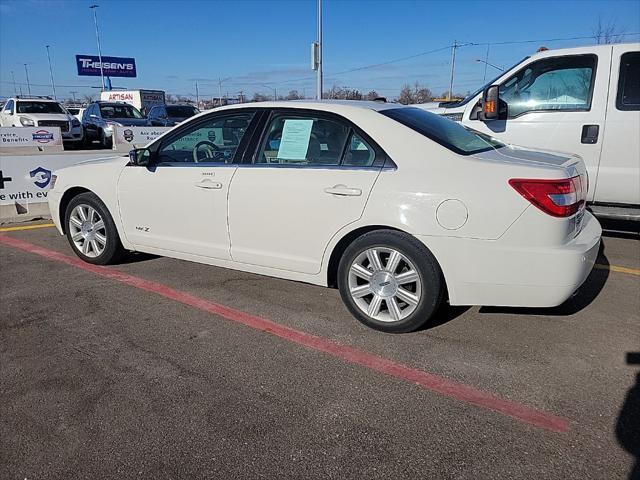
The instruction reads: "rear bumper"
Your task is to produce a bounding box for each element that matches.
[418,211,602,307]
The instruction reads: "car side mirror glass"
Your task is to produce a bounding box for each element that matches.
[129,148,152,166]
[481,85,501,121]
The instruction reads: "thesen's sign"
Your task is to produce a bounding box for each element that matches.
[76,54,137,78]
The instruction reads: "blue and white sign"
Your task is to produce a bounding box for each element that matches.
[75,54,137,78]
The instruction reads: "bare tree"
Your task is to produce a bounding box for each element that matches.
[397,83,433,104]
[165,93,176,104]
[285,90,302,100]
[252,93,270,102]
[593,16,626,44]
[365,90,380,101]
[83,94,96,103]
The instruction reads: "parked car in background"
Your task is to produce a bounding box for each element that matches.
[413,42,640,221]
[0,95,83,146]
[147,104,200,126]
[65,106,86,123]
[49,101,601,333]
[82,101,147,148]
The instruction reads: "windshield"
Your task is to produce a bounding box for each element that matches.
[381,107,505,155]
[16,101,66,114]
[100,104,143,119]
[445,56,529,108]
[167,105,199,117]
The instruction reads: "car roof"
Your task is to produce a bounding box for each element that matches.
[211,99,406,115]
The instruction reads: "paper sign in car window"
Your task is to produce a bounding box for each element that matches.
[277,119,313,160]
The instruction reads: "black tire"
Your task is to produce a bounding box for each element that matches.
[337,230,445,333]
[64,192,125,265]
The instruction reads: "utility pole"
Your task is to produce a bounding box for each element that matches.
[218,78,223,107]
[70,91,78,103]
[195,82,199,107]
[45,45,57,99]
[448,40,458,101]
[24,64,31,95]
[316,0,323,100]
[11,70,17,95]
[482,44,490,83]
[90,5,106,91]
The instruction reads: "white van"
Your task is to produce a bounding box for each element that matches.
[414,43,640,220]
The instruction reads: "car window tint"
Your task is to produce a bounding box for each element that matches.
[5,100,14,113]
[257,114,349,165]
[342,133,375,167]
[381,107,505,156]
[616,51,640,111]
[157,112,254,164]
[499,55,597,117]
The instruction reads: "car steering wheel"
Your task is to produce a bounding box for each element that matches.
[193,140,220,163]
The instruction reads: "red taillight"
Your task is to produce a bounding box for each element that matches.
[509,176,585,217]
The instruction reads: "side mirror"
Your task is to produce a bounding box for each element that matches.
[129,148,152,166]
[480,85,501,121]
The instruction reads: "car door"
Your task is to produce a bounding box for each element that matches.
[228,109,385,275]
[596,46,640,206]
[467,51,610,202]
[83,104,98,139]
[117,110,257,259]
[0,100,14,126]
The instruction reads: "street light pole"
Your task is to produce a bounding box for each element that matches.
[90,5,106,91]
[475,58,504,73]
[24,63,31,95]
[45,45,57,99]
[316,0,323,100]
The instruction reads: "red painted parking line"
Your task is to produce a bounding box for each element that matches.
[0,234,569,433]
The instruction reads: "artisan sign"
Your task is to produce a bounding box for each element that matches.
[0,127,63,148]
[76,54,137,78]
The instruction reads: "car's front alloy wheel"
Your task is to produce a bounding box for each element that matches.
[65,192,124,265]
[68,204,107,258]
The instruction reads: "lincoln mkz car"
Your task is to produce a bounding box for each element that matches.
[48,101,601,332]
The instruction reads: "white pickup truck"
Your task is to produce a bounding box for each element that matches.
[414,43,640,221]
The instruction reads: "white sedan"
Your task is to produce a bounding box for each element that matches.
[48,101,601,333]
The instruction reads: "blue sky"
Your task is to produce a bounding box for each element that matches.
[1,0,639,101]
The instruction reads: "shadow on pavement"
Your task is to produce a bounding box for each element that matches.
[116,251,160,265]
[599,218,640,241]
[479,242,610,317]
[617,352,640,480]
[421,304,471,331]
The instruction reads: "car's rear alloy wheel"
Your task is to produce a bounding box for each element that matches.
[348,247,422,322]
[65,192,125,265]
[68,204,107,258]
[338,230,444,333]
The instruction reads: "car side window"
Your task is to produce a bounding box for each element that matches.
[499,55,597,117]
[616,52,640,111]
[157,112,254,164]
[342,133,376,167]
[4,100,14,114]
[256,113,351,166]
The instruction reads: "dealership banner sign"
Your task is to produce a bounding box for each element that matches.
[76,54,137,78]
[113,126,171,150]
[0,153,117,218]
[0,127,63,148]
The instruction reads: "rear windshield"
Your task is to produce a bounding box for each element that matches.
[67,108,80,115]
[100,104,143,119]
[380,107,505,155]
[167,105,199,117]
[16,101,66,114]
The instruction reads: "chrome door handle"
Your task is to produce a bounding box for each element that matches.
[195,180,222,189]
[324,185,362,196]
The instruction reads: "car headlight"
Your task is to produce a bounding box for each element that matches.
[71,118,81,127]
[20,117,35,126]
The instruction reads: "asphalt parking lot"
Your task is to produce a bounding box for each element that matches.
[1,220,638,480]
